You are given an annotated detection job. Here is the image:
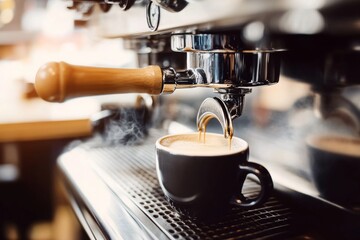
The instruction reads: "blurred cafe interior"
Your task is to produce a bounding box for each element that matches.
[0,0,359,239]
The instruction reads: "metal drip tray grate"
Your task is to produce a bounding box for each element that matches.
[80,131,297,240]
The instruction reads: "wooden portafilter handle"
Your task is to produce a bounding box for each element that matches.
[35,62,163,102]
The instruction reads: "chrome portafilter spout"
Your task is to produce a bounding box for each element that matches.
[216,88,252,120]
[197,97,234,140]
[196,88,252,140]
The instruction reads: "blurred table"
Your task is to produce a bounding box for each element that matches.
[0,97,100,142]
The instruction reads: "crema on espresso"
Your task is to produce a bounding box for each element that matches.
[158,133,247,156]
[308,135,360,157]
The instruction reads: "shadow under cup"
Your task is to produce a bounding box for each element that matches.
[307,135,360,206]
[155,133,273,219]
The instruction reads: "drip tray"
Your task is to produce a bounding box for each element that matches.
[59,130,304,240]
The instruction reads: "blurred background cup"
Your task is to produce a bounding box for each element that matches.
[307,135,360,206]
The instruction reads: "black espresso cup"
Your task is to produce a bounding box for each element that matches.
[307,135,360,205]
[155,133,273,219]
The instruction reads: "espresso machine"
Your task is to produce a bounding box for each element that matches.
[35,0,360,239]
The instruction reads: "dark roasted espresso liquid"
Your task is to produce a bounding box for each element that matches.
[229,137,232,151]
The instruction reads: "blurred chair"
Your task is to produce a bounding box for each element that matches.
[0,139,69,239]
[0,100,96,239]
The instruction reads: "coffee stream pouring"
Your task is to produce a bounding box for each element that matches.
[197,97,234,140]
[35,34,282,134]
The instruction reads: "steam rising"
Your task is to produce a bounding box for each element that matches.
[103,108,148,146]
[61,106,150,154]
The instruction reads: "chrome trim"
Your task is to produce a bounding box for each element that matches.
[161,50,281,93]
[186,51,281,87]
[161,67,177,93]
[171,33,285,53]
[217,88,252,120]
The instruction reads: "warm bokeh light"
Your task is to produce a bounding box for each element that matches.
[0,0,15,27]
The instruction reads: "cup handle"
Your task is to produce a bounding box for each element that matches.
[232,162,273,207]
